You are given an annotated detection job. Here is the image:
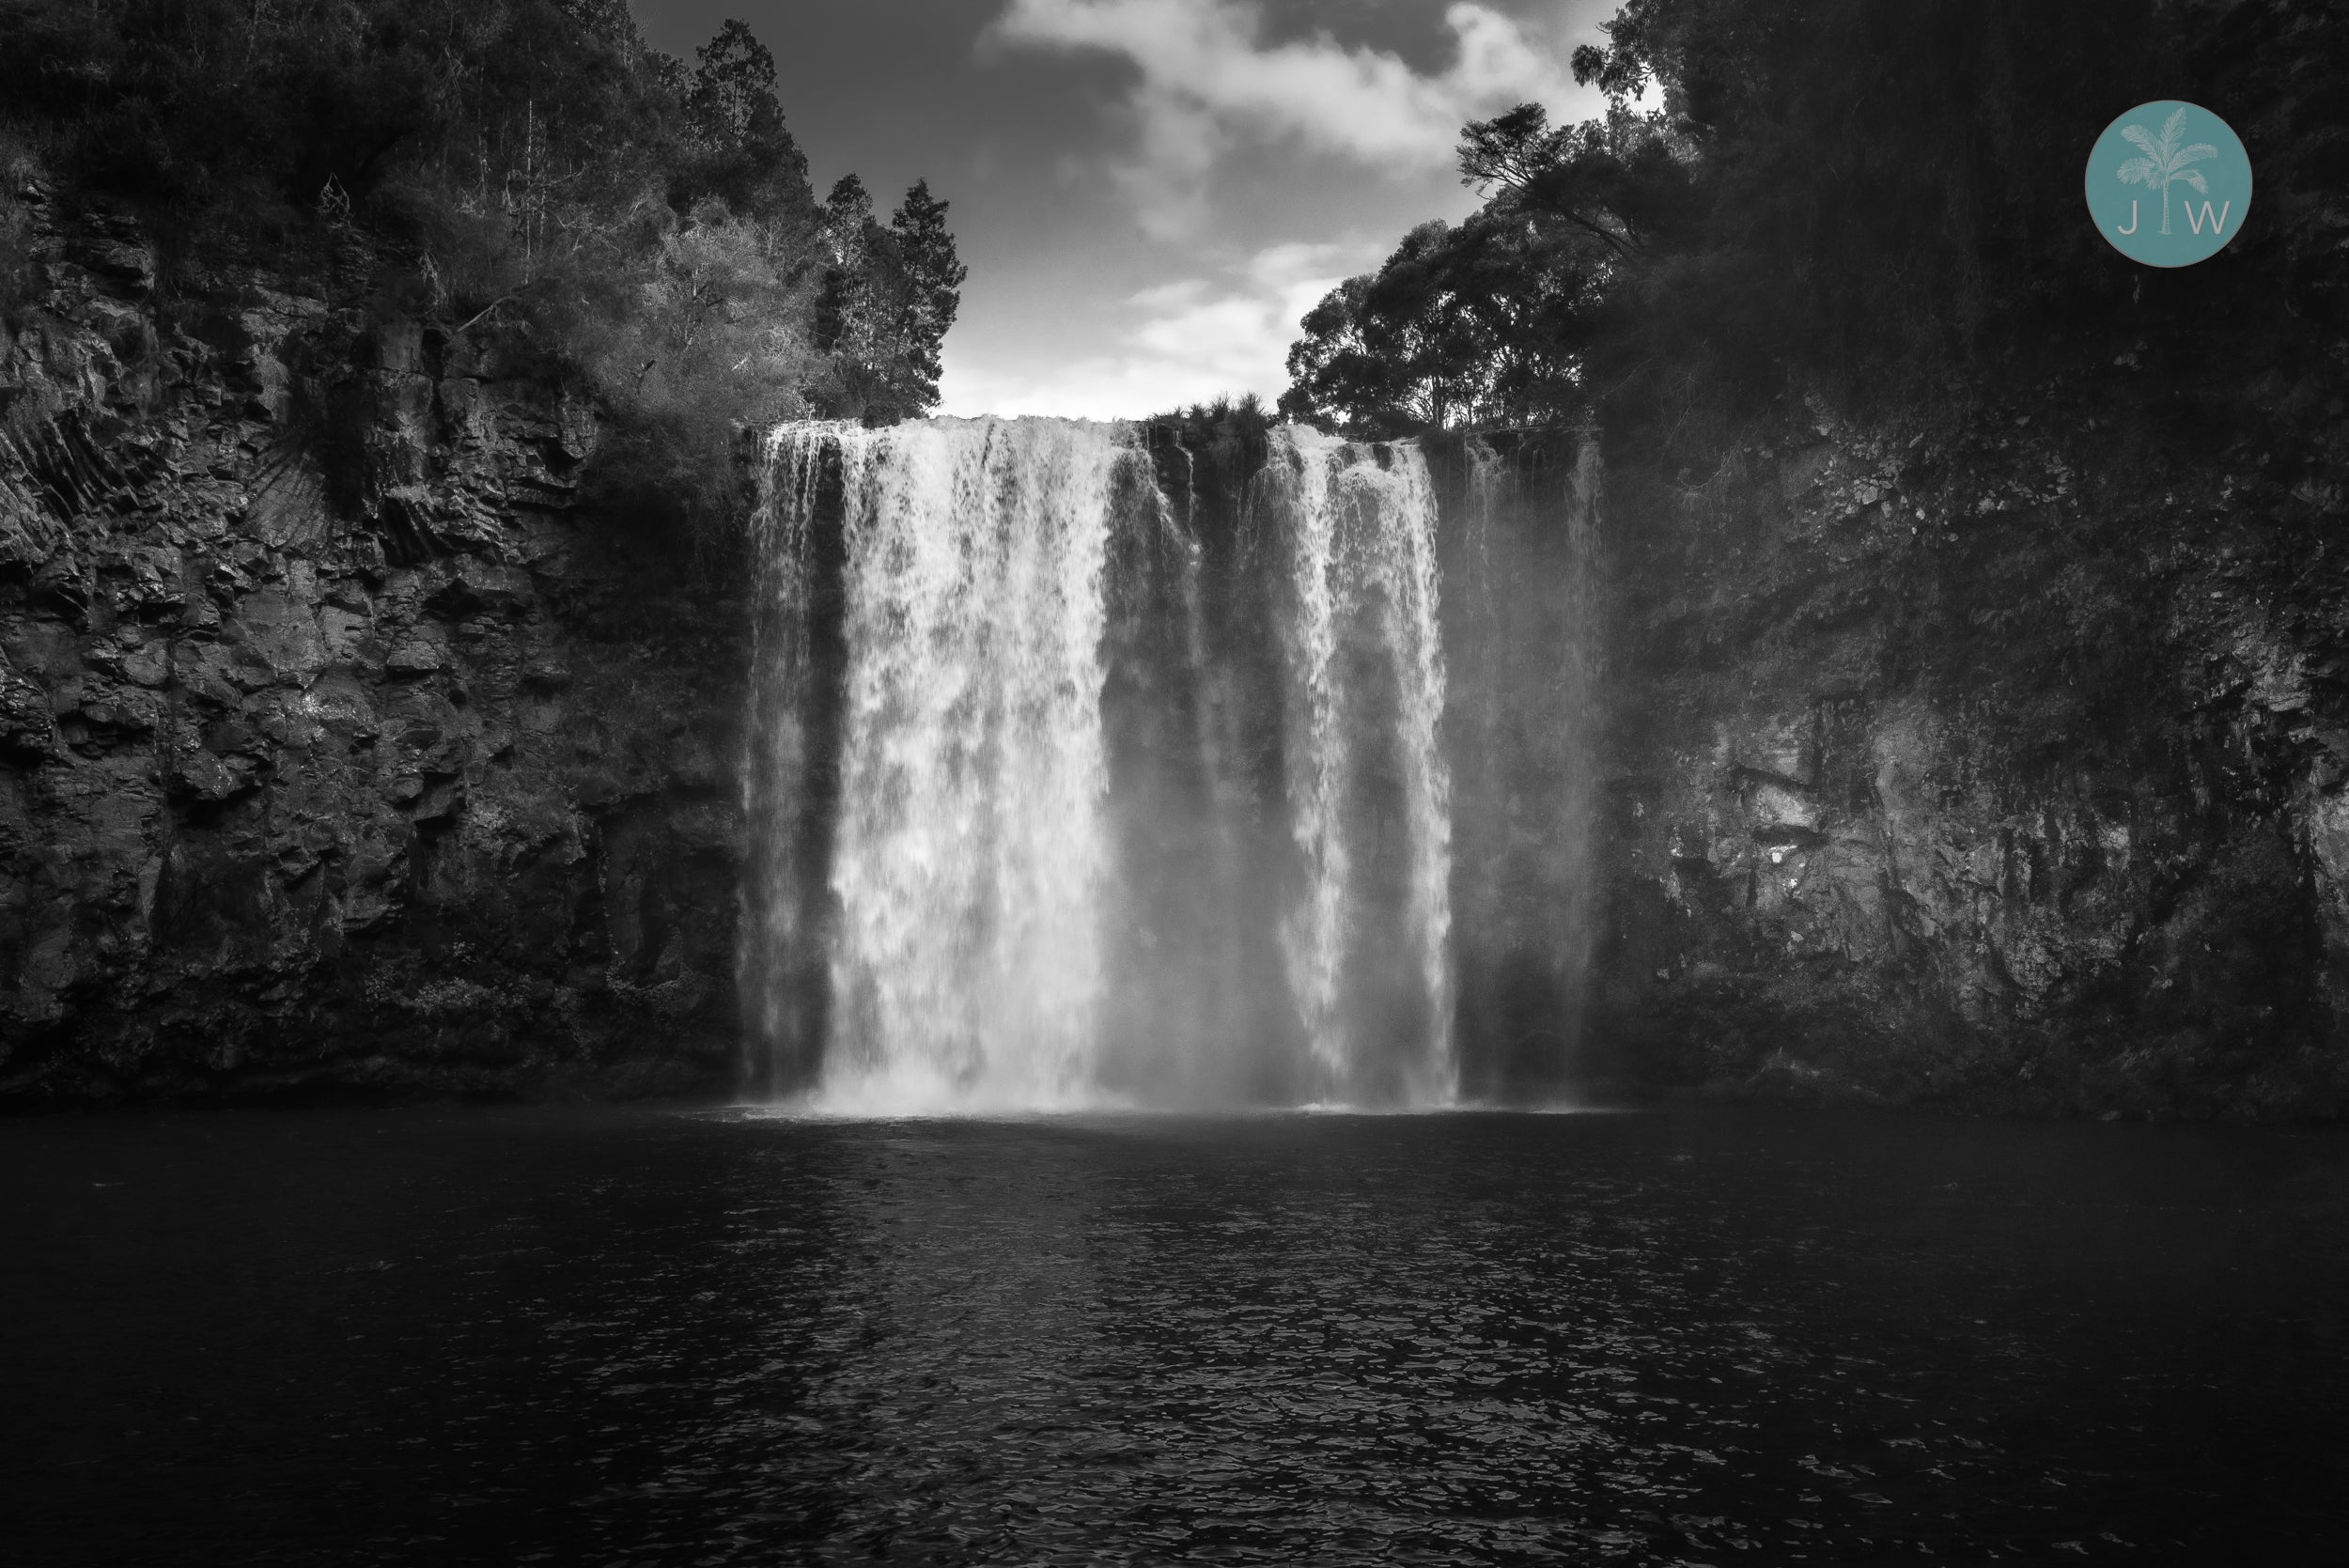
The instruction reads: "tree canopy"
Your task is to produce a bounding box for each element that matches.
[0,1,965,529]
[1283,0,2328,468]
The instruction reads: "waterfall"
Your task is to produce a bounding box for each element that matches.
[817,419,1127,1111]
[744,419,1474,1112]
[1260,430,1454,1106]
[1094,444,1266,1106]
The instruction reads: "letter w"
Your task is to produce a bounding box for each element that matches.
[2186,200,2232,236]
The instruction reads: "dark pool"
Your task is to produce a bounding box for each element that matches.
[5,1105,2346,1563]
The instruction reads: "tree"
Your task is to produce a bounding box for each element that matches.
[0,4,970,536]
[1287,91,1667,439]
[1280,211,1598,436]
[688,19,785,147]
[820,174,874,269]
[677,15,814,226]
[813,174,879,406]
[1282,275,1400,432]
[1457,104,1575,194]
[812,174,965,421]
[887,180,968,410]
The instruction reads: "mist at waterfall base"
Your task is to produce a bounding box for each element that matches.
[8,1105,2347,1563]
[740,416,1588,1113]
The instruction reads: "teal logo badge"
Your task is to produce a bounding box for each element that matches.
[2086,101,2251,267]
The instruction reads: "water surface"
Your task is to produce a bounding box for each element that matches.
[5,1106,2345,1563]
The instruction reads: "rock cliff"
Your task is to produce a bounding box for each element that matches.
[1590,370,2349,1120]
[0,184,744,1101]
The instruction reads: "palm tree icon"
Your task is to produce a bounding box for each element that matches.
[2116,107,2218,236]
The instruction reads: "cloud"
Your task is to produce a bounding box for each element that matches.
[988,0,1584,234]
[938,241,1370,420]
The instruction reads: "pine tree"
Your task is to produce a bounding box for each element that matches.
[813,176,964,421]
[688,19,784,147]
[886,180,967,411]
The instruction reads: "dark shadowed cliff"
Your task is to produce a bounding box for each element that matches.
[1590,370,2349,1121]
[1565,2,2349,1120]
[1,188,747,1099]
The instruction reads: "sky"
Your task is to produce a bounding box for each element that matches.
[628,0,1620,419]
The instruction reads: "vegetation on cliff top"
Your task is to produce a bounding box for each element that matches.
[1283,0,2345,467]
[0,0,965,531]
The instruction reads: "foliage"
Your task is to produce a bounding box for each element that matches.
[1146,392,1271,448]
[1283,0,2326,467]
[815,175,969,423]
[1280,199,1610,436]
[0,0,964,532]
[1279,99,1676,437]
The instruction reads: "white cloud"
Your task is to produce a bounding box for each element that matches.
[938,241,1369,420]
[989,0,1585,235]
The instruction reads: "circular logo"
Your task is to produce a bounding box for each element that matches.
[2085,101,2251,267]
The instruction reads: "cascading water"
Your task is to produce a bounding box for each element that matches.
[738,428,832,1101]
[794,418,1123,1112]
[1260,431,1454,1105]
[1440,431,1602,1098]
[744,418,1512,1113]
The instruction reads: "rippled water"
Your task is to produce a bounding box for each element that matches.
[6,1107,2346,1564]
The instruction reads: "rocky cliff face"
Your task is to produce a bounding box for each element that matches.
[1590,369,2349,1120]
[0,185,745,1101]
